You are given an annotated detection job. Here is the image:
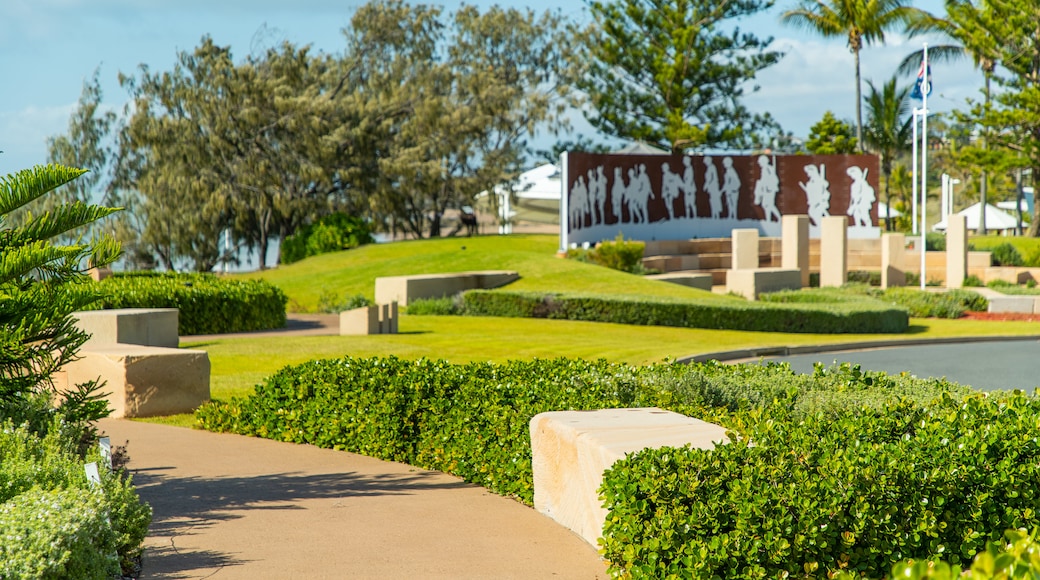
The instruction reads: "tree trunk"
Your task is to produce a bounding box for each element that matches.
[854,48,863,151]
[979,73,991,235]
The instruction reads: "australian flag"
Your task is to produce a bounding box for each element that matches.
[911,61,932,100]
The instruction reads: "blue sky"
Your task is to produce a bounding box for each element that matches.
[0,0,976,175]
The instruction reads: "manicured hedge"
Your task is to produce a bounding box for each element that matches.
[459,290,910,334]
[762,285,988,319]
[195,357,967,505]
[600,391,1040,579]
[93,272,287,335]
[0,423,152,577]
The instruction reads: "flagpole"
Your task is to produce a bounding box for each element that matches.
[920,43,929,290]
[912,109,919,235]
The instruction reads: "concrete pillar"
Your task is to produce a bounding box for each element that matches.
[782,215,809,287]
[731,228,759,270]
[881,233,906,289]
[946,214,968,289]
[819,216,848,288]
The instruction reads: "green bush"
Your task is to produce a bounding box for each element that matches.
[566,234,646,273]
[195,357,968,505]
[600,391,1040,579]
[93,272,287,334]
[764,286,987,319]
[926,231,947,252]
[405,296,461,315]
[990,242,1025,267]
[0,487,118,580]
[280,212,373,264]
[456,289,910,334]
[875,287,987,318]
[0,422,152,576]
[963,274,984,287]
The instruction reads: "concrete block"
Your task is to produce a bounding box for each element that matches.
[340,306,380,335]
[782,215,809,286]
[530,408,728,547]
[726,268,802,300]
[881,233,906,289]
[947,214,968,289]
[388,301,399,334]
[57,345,210,418]
[375,270,519,306]
[72,308,179,349]
[820,216,848,288]
[731,229,759,270]
[988,296,1035,314]
[645,273,713,291]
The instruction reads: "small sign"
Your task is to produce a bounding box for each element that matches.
[84,462,101,487]
[99,437,112,471]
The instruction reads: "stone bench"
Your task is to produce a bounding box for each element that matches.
[530,408,728,547]
[645,272,713,291]
[56,345,210,419]
[340,302,399,335]
[375,270,519,306]
[726,268,802,300]
[72,308,179,349]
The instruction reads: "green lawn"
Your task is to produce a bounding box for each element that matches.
[140,233,1040,428]
[241,234,725,312]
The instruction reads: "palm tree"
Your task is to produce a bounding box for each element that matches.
[898,0,1000,234]
[863,76,913,231]
[782,0,927,149]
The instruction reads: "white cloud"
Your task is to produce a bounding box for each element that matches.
[0,103,76,173]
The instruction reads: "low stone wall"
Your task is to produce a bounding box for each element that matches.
[726,268,802,300]
[375,270,519,306]
[645,272,713,291]
[530,408,728,547]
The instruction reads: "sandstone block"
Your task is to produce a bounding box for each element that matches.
[375,271,519,306]
[530,408,728,547]
[58,345,210,418]
[726,268,802,300]
[72,308,179,349]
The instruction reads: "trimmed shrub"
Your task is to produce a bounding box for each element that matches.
[566,234,646,273]
[405,296,461,315]
[461,290,910,333]
[93,273,287,335]
[600,391,1040,579]
[875,287,987,318]
[195,357,968,505]
[280,212,374,264]
[990,242,1024,267]
[764,286,988,319]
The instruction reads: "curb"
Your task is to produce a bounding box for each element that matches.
[678,334,1040,364]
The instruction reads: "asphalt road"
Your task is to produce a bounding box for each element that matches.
[759,338,1040,393]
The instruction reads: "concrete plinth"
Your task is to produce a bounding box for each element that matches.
[731,229,759,270]
[340,302,399,335]
[57,345,210,418]
[820,216,848,288]
[782,215,810,287]
[726,268,802,300]
[947,214,968,289]
[72,308,179,349]
[881,233,906,289]
[530,408,728,547]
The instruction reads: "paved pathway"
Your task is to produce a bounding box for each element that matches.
[101,418,608,579]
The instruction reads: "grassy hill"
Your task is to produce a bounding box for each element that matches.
[242,234,727,312]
